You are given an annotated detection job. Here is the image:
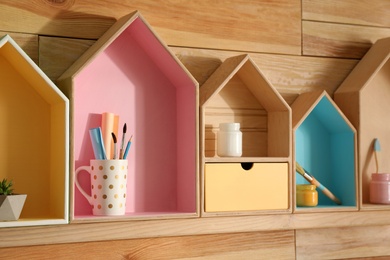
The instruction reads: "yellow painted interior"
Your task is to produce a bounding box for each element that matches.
[0,42,66,219]
[1,42,64,104]
[50,103,67,218]
[205,163,288,212]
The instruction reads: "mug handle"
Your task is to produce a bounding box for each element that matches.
[75,166,93,205]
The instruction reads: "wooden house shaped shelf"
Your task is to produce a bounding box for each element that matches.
[57,11,199,222]
[292,90,357,212]
[200,54,291,215]
[0,35,69,227]
[334,37,390,210]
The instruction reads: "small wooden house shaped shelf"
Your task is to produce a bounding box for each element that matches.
[292,90,357,212]
[57,11,199,222]
[200,54,291,215]
[334,37,390,210]
[0,35,69,227]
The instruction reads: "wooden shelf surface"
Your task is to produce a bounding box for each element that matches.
[4,210,390,248]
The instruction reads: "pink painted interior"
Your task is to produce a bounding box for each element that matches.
[130,18,197,213]
[73,17,196,217]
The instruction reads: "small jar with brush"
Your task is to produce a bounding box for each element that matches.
[370,173,390,204]
[369,138,390,204]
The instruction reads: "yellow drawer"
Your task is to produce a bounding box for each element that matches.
[205,163,289,212]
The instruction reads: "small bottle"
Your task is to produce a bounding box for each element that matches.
[217,123,242,157]
[370,173,390,204]
[296,184,318,207]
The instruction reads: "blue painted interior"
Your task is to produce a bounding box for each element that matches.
[295,96,356,207]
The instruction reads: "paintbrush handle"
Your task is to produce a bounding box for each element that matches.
[374,138,380,173]
[375,150,379,173]
[311,177,342,205]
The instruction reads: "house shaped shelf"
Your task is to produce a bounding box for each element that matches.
[334,37,390,210]
[0,35,69,227]
[200,54,291,216]
[57,11,199,222]
[200,54,291,162]
[292,90,357,212]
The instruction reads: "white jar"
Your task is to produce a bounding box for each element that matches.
[217,123,242,157]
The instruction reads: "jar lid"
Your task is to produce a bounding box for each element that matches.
[371,173,390,181]
[296,184,316,191]
[219,123,240,131]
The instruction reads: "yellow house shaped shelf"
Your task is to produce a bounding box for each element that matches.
[200,54,291,215]
[292,90,357,212]
[0,34,69,227]
[334,37,390,210]
[57,11,199,222]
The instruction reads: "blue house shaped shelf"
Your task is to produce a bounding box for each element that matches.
[292,90,357,211]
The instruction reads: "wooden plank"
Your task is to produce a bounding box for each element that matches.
[0,31,38,64]
[0,214,291,248]
[303,21,390,58]
[39,36,95,81]
[303,0,390,27]
[0,0,301,55]
[296,225,390,259]
[4,210,390,248]
[0,231,295,259]
[38,38,358,105]
[172,47,358,104]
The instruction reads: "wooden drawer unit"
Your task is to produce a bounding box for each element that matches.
[205,163,289,212]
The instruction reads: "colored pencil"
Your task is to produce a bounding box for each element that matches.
[89,127,107,160]
[123,135,133,159]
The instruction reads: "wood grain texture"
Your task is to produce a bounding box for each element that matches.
[39,36,95,80]
[0,0,301,55]
[172,47,358,104]
[296,225,390,259]
[303,21,390,58]
[4,211,390,248]
[303,0,390,27]
[0,31,38,64]
[2,0,390,258]
[0,230,295,260]
[38,37,358,104]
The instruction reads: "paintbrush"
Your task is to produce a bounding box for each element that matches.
[111,132,117,159]
[296,162,342,205]
[119,123,127,159]
[123,135,133,159]
[374,138,381,174]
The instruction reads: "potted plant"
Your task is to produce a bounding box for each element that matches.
[0,178,27,221]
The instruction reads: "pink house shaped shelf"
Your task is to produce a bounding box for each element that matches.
[57,11,199,222]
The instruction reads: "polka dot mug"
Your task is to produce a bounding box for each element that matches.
[75,160,128,215]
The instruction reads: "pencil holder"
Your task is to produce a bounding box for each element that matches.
[75,160,128,215]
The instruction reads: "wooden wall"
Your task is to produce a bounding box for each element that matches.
[1,0,390,259]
